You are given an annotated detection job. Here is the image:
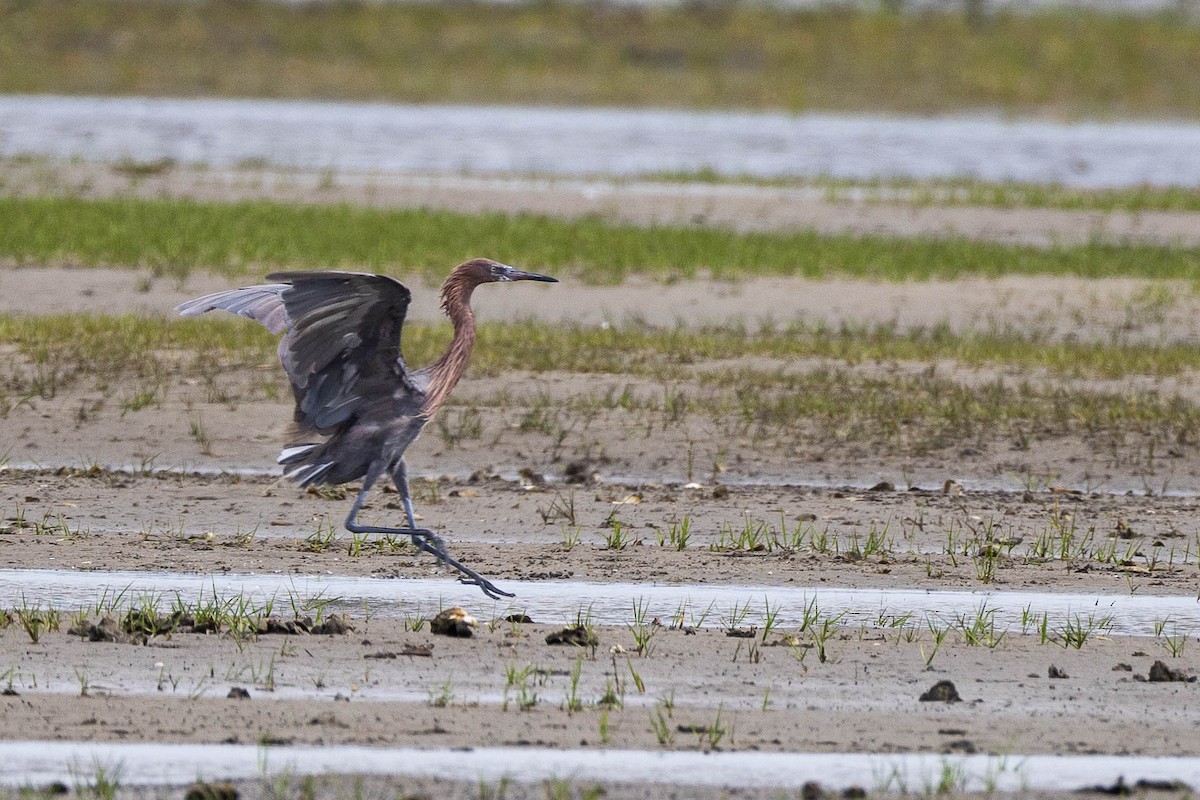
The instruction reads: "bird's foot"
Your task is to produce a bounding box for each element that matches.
[344,521,513,598]
[456,572,515,600]
[404,527,514,599]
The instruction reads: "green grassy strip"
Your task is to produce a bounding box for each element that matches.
[482,321,1200,381]
[4,0,1200,118]
[3,314,1199,382]
[2,196,1198,283]
[6,315,1198,456]
[892,180,1200,214]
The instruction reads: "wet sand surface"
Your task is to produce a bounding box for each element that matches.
[2,163,1200,799]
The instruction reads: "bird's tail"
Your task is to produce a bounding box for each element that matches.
[277,443,335,487]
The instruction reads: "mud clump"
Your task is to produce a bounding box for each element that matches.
[563,460,599,484]
[798,781,867,800]
[546,625,599,647]
[1083,776,1193,795]
[68,613,354,643]
[919,680,962,703]
[69,616,141,644]
[1146,660,1196,683]
[184,782,238,800]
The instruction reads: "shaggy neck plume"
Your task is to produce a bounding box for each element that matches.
[421,267,478,418]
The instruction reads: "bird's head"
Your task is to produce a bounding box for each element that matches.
[459,258,558,286]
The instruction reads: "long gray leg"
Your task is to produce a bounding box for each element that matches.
[343,460,513,599]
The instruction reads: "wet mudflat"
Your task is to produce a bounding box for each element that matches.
[3,174,1200,799]
[4,377,1200,797]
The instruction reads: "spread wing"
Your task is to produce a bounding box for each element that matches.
[178,271,414,433]
[176,283,291,334]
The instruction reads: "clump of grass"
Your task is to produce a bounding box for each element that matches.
[14,598,60,643]
[1056,612,1115,649]
[502,662,542,712]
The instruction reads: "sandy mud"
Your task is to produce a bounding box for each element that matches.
[2,166,1200,799]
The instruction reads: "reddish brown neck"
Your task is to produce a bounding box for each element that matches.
[421,269,477,417]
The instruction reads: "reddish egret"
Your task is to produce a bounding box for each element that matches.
[177,259,558,598]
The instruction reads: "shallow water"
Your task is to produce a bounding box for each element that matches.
[0,741,1197,793]
[4,95,1200,187]
[3,568,1197,635]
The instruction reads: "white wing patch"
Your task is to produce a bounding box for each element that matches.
[277,444,318,464]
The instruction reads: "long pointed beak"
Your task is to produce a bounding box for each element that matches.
[504,266,558,283]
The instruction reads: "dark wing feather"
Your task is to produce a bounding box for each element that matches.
[265,271,413,433]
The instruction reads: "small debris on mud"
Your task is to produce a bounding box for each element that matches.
[1,687,19,696]
[518,467,547,488]
[919,680,962,703]
[1081,776,1194,795]
[262,614,353,636]
[1114,518,1136,538]
[942,479,963,496]
[227,687,250,699]
[1144,660,1196,683]
[1113,663,1133,671]
[725,626,757,638]
[1049,665,1069,679]
[546,625,599,647]
[868,481,895,492]
[258,735,293,746]
[430,607,478,637]
[801,781,826,800]
[365,645,434,659]
[505,613,534,624]
[943,738,978,754]
[563,460,599,484]
[184,781,238,800]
